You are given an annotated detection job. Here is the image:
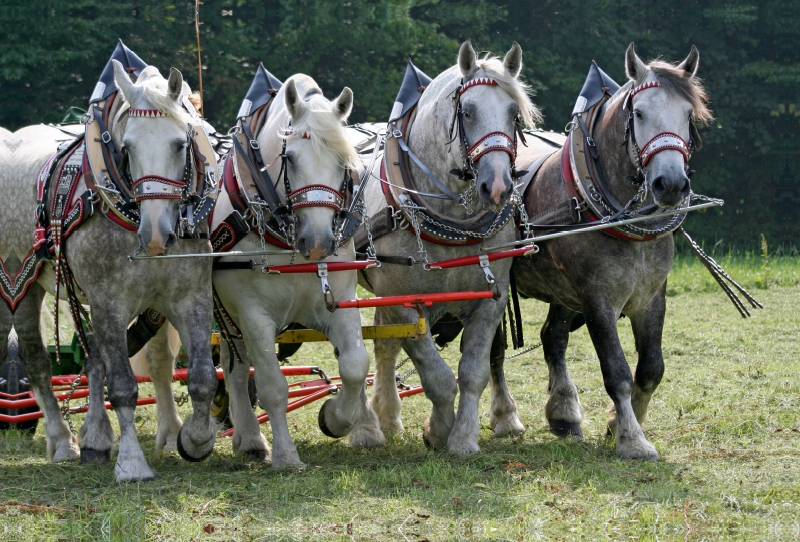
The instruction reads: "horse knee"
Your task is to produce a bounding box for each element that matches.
[634,358,664,392]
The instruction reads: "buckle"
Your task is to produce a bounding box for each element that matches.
[249,139,259,150]
[318,264,336,312]
[479,254,496,286]
[101,131,112,144]
[391,129,402,139]
[586,136,596,148]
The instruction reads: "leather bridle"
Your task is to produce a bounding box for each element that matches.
[448,77,527,183]
[622,81,700,185]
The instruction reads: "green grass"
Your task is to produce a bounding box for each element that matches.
[2,258,799,540]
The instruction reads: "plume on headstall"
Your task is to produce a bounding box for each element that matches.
[472,55,542,129]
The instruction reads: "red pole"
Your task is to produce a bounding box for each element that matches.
[335,290,494,310]
[426,245,536,270]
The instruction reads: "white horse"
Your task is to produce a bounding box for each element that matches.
[212,74,384,467]
[0,62,221,481]
[359,41,541,453]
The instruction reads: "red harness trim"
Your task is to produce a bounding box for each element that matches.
[287,184,344,211]
[466,131,516,162]
[460,77,498,94]
[638,132,691,166]
[128,109,170,118]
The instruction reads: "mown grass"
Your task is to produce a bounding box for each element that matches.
[1,257,798,541]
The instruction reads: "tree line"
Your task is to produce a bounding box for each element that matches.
[1,0,797,250]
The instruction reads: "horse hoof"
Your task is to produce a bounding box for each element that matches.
[241,448,268,462]
[422,433,434,450]
[549,419,584,438]
[80,448,111,464]
[176,427,213,463]
[317,399,341,439]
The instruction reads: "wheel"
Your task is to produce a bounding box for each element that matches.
[0,331,39,434]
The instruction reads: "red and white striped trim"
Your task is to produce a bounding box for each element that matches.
[460,77,498,95]
[285,130,311,139]
[287,184,343,211]
[630,81,660,98]
[467,131,516,162]
[128,109,170,118]
[638,132,691,166]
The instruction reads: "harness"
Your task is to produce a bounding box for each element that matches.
[211,65,359,255]
[362,61,518,254]
[526,63,695,241]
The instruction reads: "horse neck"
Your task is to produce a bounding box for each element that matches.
[594,98,644,206]
[407,90,470,220]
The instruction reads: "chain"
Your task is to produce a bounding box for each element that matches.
[406,206,430,266]
[511,187,533,240]
[458,184,477,214]
[411,200,513,240]
[394,357,417,388]
[504,341,542,360]
[173,392,189,406]
[357,199,378,260]
[60,368,85,433]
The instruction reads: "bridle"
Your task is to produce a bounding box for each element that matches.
[621,81,701,185]
[447,77,527,185]
[233,117,355,249]
[104,105,217,238]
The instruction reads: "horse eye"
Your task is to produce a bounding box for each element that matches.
[463,110,471,119]
[634,110,643,120]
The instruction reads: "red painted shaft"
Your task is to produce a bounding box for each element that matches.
[426,245,536,270]
[265,261,375,274]
[335,290,494,309]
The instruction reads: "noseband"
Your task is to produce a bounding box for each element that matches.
[622,81,699,183]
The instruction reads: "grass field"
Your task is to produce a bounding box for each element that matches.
[1,256,798,541]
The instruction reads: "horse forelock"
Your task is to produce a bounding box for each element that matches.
[120,67,197,126]
[279,75,359,171]
[635,60,713,125]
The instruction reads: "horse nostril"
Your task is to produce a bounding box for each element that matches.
[297,237,308,255]
[164,232,178,249]
[480,181,492,197]
[652,176,666,195]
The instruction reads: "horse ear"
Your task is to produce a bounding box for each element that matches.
[625,43,647,82]
[458,40,477,77]
[167,68,184,101]
[677,45,700,78]
[503,41,523,79]
[284,79,304,120]
[333,87,353,120]
[112,60,136,102]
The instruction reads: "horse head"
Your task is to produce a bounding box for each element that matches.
[112,60,197,256]
[264,76,358,261]
[623,44,712,209]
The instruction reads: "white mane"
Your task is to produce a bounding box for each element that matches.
[279,77,359,171]
[127,66,197,124]
[474,55,542,128]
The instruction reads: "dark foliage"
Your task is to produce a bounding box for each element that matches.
[0,0,796,248]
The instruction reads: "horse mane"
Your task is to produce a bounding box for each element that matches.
[280,76,360,171]
[637,60,714,125]
[474,55,542,128]
[127,66,197,125]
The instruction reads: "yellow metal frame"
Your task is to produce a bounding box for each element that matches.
[210,317,427,346]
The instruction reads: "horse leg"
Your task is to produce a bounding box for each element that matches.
[609,287,666,433]
[145,324,182,452]
[370,308,404,433]
[77,334,116,462]
[221,337,270,461]
[583,297,658,460]
[91,305,153,481]
[169,299,217,462]
[14,286,80,461]
[488,323,525,437]
[542,304,585,437]
[445,307,498,454]
[319,308,385,448]
[239,317,304,469]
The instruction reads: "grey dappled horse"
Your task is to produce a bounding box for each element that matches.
[359,41,541,453]
[1,63,219,481]
[494,45,712,459]
[213,75,385,468]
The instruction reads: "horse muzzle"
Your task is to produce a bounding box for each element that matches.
[297,231,336,261]
[476,154,513,210]
[650,171,690,209]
